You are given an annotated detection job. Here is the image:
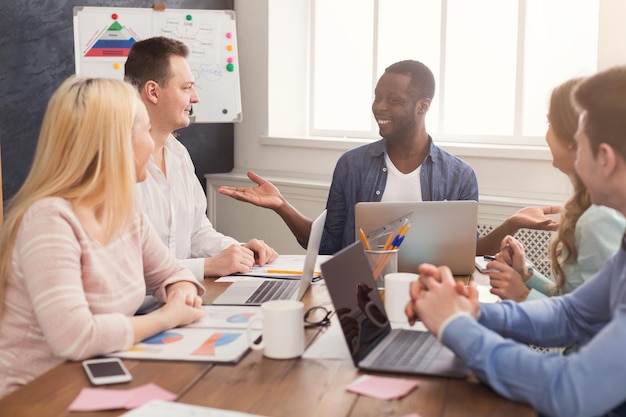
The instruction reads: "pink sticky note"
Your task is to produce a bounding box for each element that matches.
[67,383,177,412]
[345,375,419,400]
[68,387,132,412]
[124,383,177,409]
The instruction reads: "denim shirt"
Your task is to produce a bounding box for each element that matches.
[318,137,478,255]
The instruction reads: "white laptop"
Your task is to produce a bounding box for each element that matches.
[355,201,478,275]
[321,241,470,378]
[211,210,327,306]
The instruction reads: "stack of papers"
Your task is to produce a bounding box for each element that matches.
[231,254,332,280]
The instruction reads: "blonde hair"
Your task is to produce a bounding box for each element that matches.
[0,77,139,316]
[547,77,590,290]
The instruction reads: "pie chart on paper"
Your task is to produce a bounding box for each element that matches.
[226,313,255,324]
[142,332,184,344]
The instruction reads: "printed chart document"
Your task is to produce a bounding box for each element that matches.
[108,306,261,364]
[121,400,268,417]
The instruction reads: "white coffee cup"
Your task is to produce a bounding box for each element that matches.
[384,272,419,323]
[246,299,305,359]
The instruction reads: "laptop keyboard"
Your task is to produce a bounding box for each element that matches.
[374,330,441,371]
[246,280,298,304]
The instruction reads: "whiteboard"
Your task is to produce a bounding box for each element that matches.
[73,6,242,123]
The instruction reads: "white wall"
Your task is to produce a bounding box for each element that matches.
[206,0,626,254]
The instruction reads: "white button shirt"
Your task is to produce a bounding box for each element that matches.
[136,134,239,280]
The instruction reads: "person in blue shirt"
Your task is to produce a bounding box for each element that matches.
[405,65,626,417]
[486,77,626,302]
[218,60,559,255]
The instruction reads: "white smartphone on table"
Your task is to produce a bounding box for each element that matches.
[82,357,132,385]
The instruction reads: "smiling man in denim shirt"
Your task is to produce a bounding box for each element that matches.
[219,60,557,256]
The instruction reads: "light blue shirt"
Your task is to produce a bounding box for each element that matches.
[440,234,626,417]
[318,137,478,255]
[526,204,626,300]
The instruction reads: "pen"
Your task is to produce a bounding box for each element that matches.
[388,233,401,249]
[391,235,406,250]
[483,255,496,261]
[391,225,409,249]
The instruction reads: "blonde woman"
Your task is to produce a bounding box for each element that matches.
[487,78,626,301]
[0,77,204,397]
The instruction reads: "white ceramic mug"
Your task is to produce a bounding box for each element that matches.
[384,272,419,323]
[246,299,305,359]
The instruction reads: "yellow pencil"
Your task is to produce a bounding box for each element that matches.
[359,227,371,250]
[267,269,321,275]
[381,232,395,251]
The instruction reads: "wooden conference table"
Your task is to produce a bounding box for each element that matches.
[0,273,536,417]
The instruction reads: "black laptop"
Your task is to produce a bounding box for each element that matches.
[320,241,470,378]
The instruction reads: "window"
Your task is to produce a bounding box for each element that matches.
[311,0,599,146]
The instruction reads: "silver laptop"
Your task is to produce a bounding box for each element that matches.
[211,210,327,306]
[355,201,478,275]
[321,241,470,378]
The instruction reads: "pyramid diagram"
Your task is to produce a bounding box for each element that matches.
[85,20,137,57]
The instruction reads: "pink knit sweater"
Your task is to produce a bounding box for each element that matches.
[0,197,203,396]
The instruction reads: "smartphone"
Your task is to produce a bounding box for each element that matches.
[82,358,132,385]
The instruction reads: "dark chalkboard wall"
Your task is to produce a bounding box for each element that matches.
[0,0,234,204]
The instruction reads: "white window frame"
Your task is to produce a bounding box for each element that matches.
[263,0,626,162]
[308,0,599,147]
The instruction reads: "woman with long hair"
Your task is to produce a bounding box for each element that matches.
[0,77,204,397]
[487,77,626,301]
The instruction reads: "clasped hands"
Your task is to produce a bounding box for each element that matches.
[405,263,480,339]
[484,235,534,302]
[158,281,204,329]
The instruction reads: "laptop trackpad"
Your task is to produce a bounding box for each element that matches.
[428,348,470,378]
[214,281,260,304]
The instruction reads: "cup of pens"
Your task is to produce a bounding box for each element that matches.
[359,219,411,290]
[365,248,399,290]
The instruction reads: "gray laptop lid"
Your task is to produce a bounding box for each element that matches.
[321,241,470,378]
[355,201,478,275]
[211,210,327,305]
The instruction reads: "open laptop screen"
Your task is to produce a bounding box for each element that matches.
[322,241,471,379]
[321,241,391,364]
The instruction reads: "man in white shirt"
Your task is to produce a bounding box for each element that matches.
[125,36,278,284]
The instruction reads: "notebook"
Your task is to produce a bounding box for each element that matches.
[355,201,478,275]
[320,241,470,378]
[211,210,327,306]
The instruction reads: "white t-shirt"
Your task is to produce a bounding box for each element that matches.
[381,152,422,202]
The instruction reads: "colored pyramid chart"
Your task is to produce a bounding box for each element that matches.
[85,20,136,57]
